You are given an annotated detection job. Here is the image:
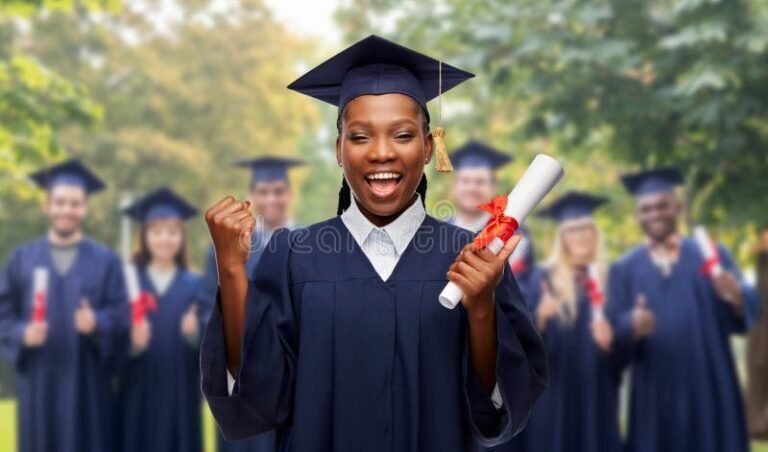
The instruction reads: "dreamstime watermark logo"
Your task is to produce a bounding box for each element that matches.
[231,201,533,263]
[430,199,457,222]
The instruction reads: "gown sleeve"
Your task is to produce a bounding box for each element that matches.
[198,245,219,324]
[201,229,297,441]
[0,248,29,371]
[716,245,762,333]
[464,267,549,448]
[90,252,130,362]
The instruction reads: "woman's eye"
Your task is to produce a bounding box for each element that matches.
[395,133,414,141]
[350,134,369,142]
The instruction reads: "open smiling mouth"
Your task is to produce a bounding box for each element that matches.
[365,171,403,198]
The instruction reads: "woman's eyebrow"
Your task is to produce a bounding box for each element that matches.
[388,118,419,128]
[344,119,372,129]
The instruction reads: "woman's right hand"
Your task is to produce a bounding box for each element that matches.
[204,197,256,272]
[536,281,560,332]
[131,321,151,355]
[23,321,48,347]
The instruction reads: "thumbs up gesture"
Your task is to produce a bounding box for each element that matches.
[536,281,560,332]
[631,294,655,339]
[180,304,200,343]
[75,298,97,335]
[205,197,256,273]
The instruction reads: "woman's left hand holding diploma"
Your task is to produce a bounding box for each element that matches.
[448,235,522,313]
[447,234,522,393]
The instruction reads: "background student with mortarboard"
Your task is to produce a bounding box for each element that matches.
[608,167,761,452]
[502,191,622,452]
[0,159,129,452]
[115,187,205,452]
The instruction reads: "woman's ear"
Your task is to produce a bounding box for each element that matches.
[424,131,434,164]
[335,136,342,167]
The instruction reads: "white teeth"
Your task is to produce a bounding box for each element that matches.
[366,172,401,181]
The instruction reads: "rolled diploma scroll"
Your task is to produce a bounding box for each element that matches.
[693,226,723,278]
[123,263,143,324]
[587,264,605,322]
[439,154,564,309]
[32,267,48,323]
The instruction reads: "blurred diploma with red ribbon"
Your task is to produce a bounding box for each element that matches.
[694,225,723,278]
[31,267,48,323]
[507,236,529,274]
[124,263,157,325]
[439,154,564,309]
[586,263,605,322]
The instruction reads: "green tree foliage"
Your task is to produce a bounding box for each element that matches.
[336,0,768,259]
[2,0,324,264]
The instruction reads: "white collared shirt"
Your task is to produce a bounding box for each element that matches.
[228,195,502,408]
[340,194,425,281]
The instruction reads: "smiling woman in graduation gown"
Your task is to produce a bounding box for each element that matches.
[518,192,622,452]
[115,187,205,452]
[0,160,129,452]
[200,35,547,452]
[608,168,762,452]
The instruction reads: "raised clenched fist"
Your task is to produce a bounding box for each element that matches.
[204,197,257,272]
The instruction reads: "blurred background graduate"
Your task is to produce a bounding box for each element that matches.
[608,168,761,452]
[514,191,622,452]
[0,159,128,452]
[447,140,512,233]
[116,187,204,452]
[199,156,303,452]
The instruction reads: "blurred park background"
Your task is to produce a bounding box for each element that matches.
[1,0,767,450]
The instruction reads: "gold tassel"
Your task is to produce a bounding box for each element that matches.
[433,126,453,172]
[433,59,452,173]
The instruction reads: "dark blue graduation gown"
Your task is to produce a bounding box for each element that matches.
[0,236,129,452]
[608,238,762,452]
[516,270,623,452]
[201,228,277,452]
[116,267,204,452]
[474,228,543,452]
[201,216,548,452]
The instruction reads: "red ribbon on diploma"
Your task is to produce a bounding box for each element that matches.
[585,277,604,309]
[131,291,158,325]
[509,259,528,274]
[699,239,720,277]
[32,292,46,323]
[473,195,520,249]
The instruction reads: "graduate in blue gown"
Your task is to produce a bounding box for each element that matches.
[199,157,304,452]
[513,191,622,452]
[200,35,548,452]
[0,159,129,452]
[447,140,512,233]
[116,187,205,452]
[608,167,762,452]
